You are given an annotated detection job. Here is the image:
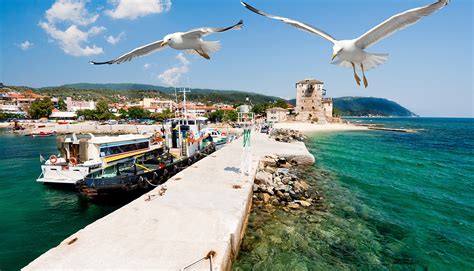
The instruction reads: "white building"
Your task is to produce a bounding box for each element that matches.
[66,97,95,112]
[142,98,175,113]
[266,107,288,123]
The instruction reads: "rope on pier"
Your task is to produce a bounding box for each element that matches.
[181,250,216,271]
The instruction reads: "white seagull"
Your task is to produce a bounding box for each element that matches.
[90,20,243,65]
[241,1,449,87]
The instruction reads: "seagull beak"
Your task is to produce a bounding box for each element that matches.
[331,53,337,60]
[161,41,168,47]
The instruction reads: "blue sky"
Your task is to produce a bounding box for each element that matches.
[0,0,472,117]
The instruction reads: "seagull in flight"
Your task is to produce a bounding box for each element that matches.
[90,20,243,65]
[241,1,449,88]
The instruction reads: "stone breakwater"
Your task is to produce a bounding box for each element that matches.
[253,154,322,211]
[270,128,307,143]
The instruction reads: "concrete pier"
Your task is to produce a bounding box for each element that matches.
[24,133,314,270]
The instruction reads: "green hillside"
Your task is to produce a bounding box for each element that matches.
[46,83,282,104]
[288,97,416,117]
[333,97,417,117]
[4,83,416,116]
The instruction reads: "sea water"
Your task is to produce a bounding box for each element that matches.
[0,132,134,270]
[234,118,474,270]
[1,118,473,270]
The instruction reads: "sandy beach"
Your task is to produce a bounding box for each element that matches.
[273,122,368,133]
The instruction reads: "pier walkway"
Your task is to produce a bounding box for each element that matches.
[24,133,314,270]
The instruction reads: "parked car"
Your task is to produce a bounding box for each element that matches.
[260,126,269,133]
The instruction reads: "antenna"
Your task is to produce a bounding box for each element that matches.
[179,88,191,125]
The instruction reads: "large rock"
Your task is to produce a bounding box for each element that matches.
[262,193,271,203]
[255,171,273,186]
[295,200,312,207]
[260,157,277,167]
[294,180,310,193]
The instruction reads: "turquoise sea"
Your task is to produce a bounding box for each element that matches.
[0,133,134,270]
[0,118,473,270]
[234,118,474,270]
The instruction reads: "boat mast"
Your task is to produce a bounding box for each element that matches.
[179,87,190,125]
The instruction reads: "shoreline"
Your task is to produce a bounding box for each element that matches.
[273,122,368,134]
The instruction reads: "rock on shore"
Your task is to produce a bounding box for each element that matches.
[253,154,319,210]
[269,128,307,143]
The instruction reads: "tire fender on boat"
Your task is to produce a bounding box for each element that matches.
[138,176,148,189]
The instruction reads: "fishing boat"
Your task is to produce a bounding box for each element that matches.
[36,133,163,185]
[204,127,233,146]
[29,131,56,137]
[76,118,216,197]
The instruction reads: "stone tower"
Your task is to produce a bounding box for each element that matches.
[295,79,332,123]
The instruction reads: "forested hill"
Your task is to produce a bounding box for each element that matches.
[288,97,417,117]
[333,97,416,117]
[49,83,282,104]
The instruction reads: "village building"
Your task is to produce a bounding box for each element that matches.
[141,98,175,113]
[65,97,95,112]
[176,102,235,117]
[266,107,288,123]
[294,79,333,123]
[0,90,58,115]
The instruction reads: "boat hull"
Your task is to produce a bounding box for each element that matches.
[77,143,216,198]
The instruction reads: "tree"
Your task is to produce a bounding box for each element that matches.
[57,99,67,111]
[28,98,54,119]
[251,103,269,115]
[127,106,150,119]
[118,108,128,119]
[273,100,289,109]
[95,100,114,120]
[207,110,225,122]
[76,109,97,120]
[151,109,174,121]
[223,110,238,122]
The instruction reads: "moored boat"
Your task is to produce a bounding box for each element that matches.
[76,117,216,198]
[37,133,163,185]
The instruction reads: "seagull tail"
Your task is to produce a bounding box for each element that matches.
[362,53,389,71]
[201,41,222,55]
[331,53,389,71]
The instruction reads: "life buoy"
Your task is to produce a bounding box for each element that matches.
[69,157,78,165]
[50,155,58,164]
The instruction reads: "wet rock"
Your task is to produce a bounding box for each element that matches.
[295,200,312,207]
[287,203,300,209]
[262,193,271,203]
[294,180,309,193]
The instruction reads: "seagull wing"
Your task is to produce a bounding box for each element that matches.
[181,20,244,40]
[90,40,165,65]
[241,1,336,44]
[355,0,449,49]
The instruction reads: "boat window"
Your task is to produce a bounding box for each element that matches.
[99,141,149,157]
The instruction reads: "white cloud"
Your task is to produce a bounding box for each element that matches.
[19,41,33,50]
[106,31,125,45]
[105,0,171,20]
[143,63,151,70]
[158,53,190,86]
[45,0,98,26]
[39,22,105,56]
[39,0,105,57]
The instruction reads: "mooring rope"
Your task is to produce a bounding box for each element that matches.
[181,250,216,271]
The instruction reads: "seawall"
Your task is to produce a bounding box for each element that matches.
[23,132,314,270]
